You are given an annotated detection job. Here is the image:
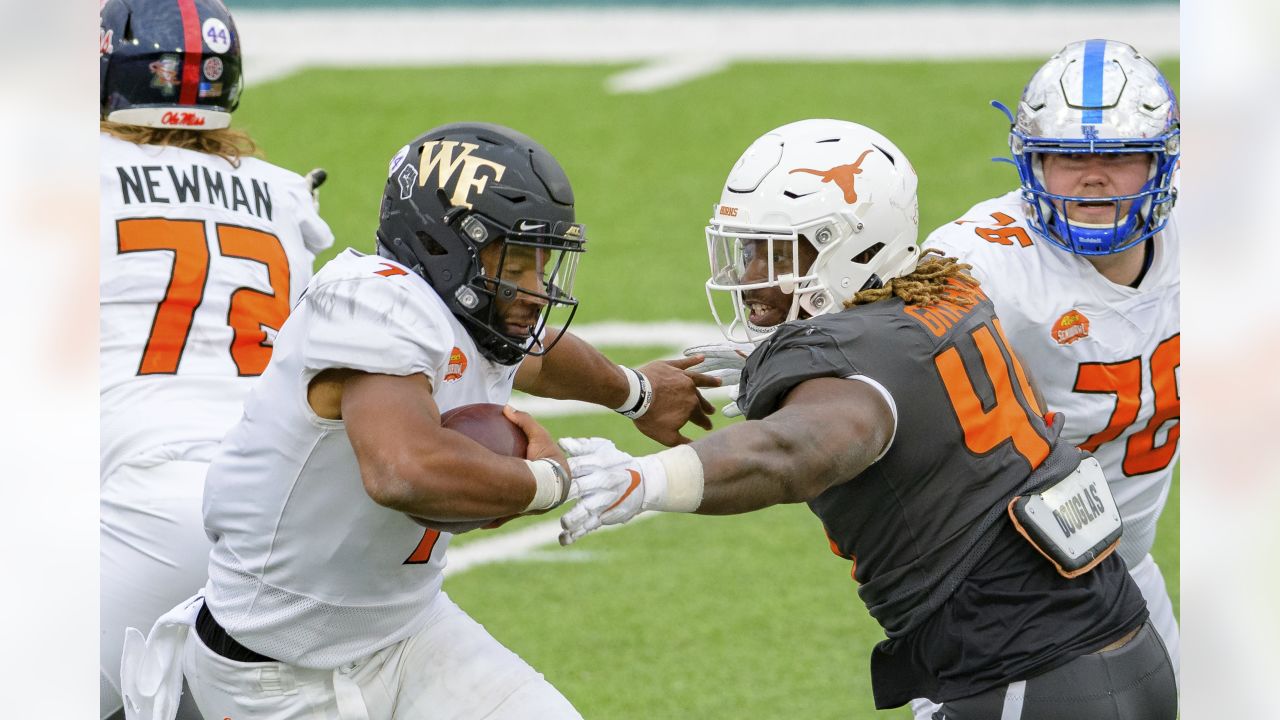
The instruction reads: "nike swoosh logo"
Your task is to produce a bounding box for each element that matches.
[519,221,546,232]
[604,469,642,513]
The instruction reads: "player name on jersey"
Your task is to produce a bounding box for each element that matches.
[114,164,275,221]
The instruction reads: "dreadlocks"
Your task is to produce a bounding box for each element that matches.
[846,248,979,308]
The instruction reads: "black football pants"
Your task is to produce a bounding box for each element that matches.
[932,621,1177,720]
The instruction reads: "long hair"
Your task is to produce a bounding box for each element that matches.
[100,121,260,167]
[846,248,979,308]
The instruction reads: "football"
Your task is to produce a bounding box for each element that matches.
[440,402,529,457]
[407,403,528,533]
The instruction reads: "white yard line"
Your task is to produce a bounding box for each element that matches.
[606,55,730,94]
[443,513,654,577]
[236,7,1178,90]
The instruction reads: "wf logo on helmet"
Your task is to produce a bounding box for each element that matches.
[1052,309,1090,345]
[418,141,507,210]
[788,148,875,204]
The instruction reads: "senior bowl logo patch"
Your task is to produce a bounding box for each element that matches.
[1052,309,1090,345]
[444,347,468,383]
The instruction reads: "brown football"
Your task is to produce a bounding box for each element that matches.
[407,403,528,534]
[440,403,529,457]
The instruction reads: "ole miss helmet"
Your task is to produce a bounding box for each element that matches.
[100,0,244,130]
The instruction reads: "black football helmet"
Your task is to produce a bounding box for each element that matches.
[100,0,244,129]
[376,123,586,365]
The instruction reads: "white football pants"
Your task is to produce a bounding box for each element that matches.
[101,460,211,720]
[910,552,1179,719]
[183,591,582,720]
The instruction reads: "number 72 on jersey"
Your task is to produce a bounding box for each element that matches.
[116,217,290,377]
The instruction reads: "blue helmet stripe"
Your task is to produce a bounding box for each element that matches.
[1081,39,1107,124]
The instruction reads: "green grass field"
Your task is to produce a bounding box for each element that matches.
[237,59,1179,718]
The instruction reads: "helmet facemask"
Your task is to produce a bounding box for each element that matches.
[1014,137,1179,256]
[706,225,833,342]
[455,213,583,364]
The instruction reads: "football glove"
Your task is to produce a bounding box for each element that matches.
[683,342,752,418]
[559,437,663,546]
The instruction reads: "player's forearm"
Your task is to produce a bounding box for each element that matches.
[689,380,890,514]
[690,416,865,514]
[517,328,630,407]
[359,435,539,520]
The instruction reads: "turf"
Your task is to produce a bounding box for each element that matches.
[235,59,1180,718]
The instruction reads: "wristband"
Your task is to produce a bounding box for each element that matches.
[523,458,571,512]
[616,368,655,420]
[611,365,642,413]
[639,445,705,513]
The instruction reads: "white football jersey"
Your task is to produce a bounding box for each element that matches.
[100,134,333,479]
[925,191,1180,567]
[202,249,520,668]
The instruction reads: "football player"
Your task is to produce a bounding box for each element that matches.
[561,119,1177,718]
[919,40,1180,715]
[117,122,717,720]
[99,1,333,718]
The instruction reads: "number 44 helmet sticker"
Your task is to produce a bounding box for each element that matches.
[203,17,231,54]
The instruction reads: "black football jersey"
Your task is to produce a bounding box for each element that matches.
[737,283,1147,707]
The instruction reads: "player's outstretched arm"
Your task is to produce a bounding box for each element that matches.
[315,369,569,521]
[560,376,892,544]
[694,377,892,513]
[515,327,719,445]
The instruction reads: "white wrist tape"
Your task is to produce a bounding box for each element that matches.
[611,365,642,413]
[640,445,705,513]
[523,458,570,512]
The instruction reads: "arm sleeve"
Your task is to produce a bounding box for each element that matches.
[300,275,454,384]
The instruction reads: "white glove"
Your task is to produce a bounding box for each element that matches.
[561,437,635,492]
[559,437,664,546]
[683,342,752,418]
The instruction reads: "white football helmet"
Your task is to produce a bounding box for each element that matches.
[1009,39,1179,255]
[705,119,920,343]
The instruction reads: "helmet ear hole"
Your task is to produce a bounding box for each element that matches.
[416,231,449,256]
[853,243,885,264]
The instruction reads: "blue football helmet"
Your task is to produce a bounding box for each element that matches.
[1005,39,1179,255]
[100,0,244,129]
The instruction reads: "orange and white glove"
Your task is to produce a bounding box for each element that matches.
[558,437,704,546]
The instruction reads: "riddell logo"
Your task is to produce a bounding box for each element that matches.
[719,205,739,217]
[788,148,875,204]
[161,111,206,127]
[444,347,468,382]
[1052,309,1090,345]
